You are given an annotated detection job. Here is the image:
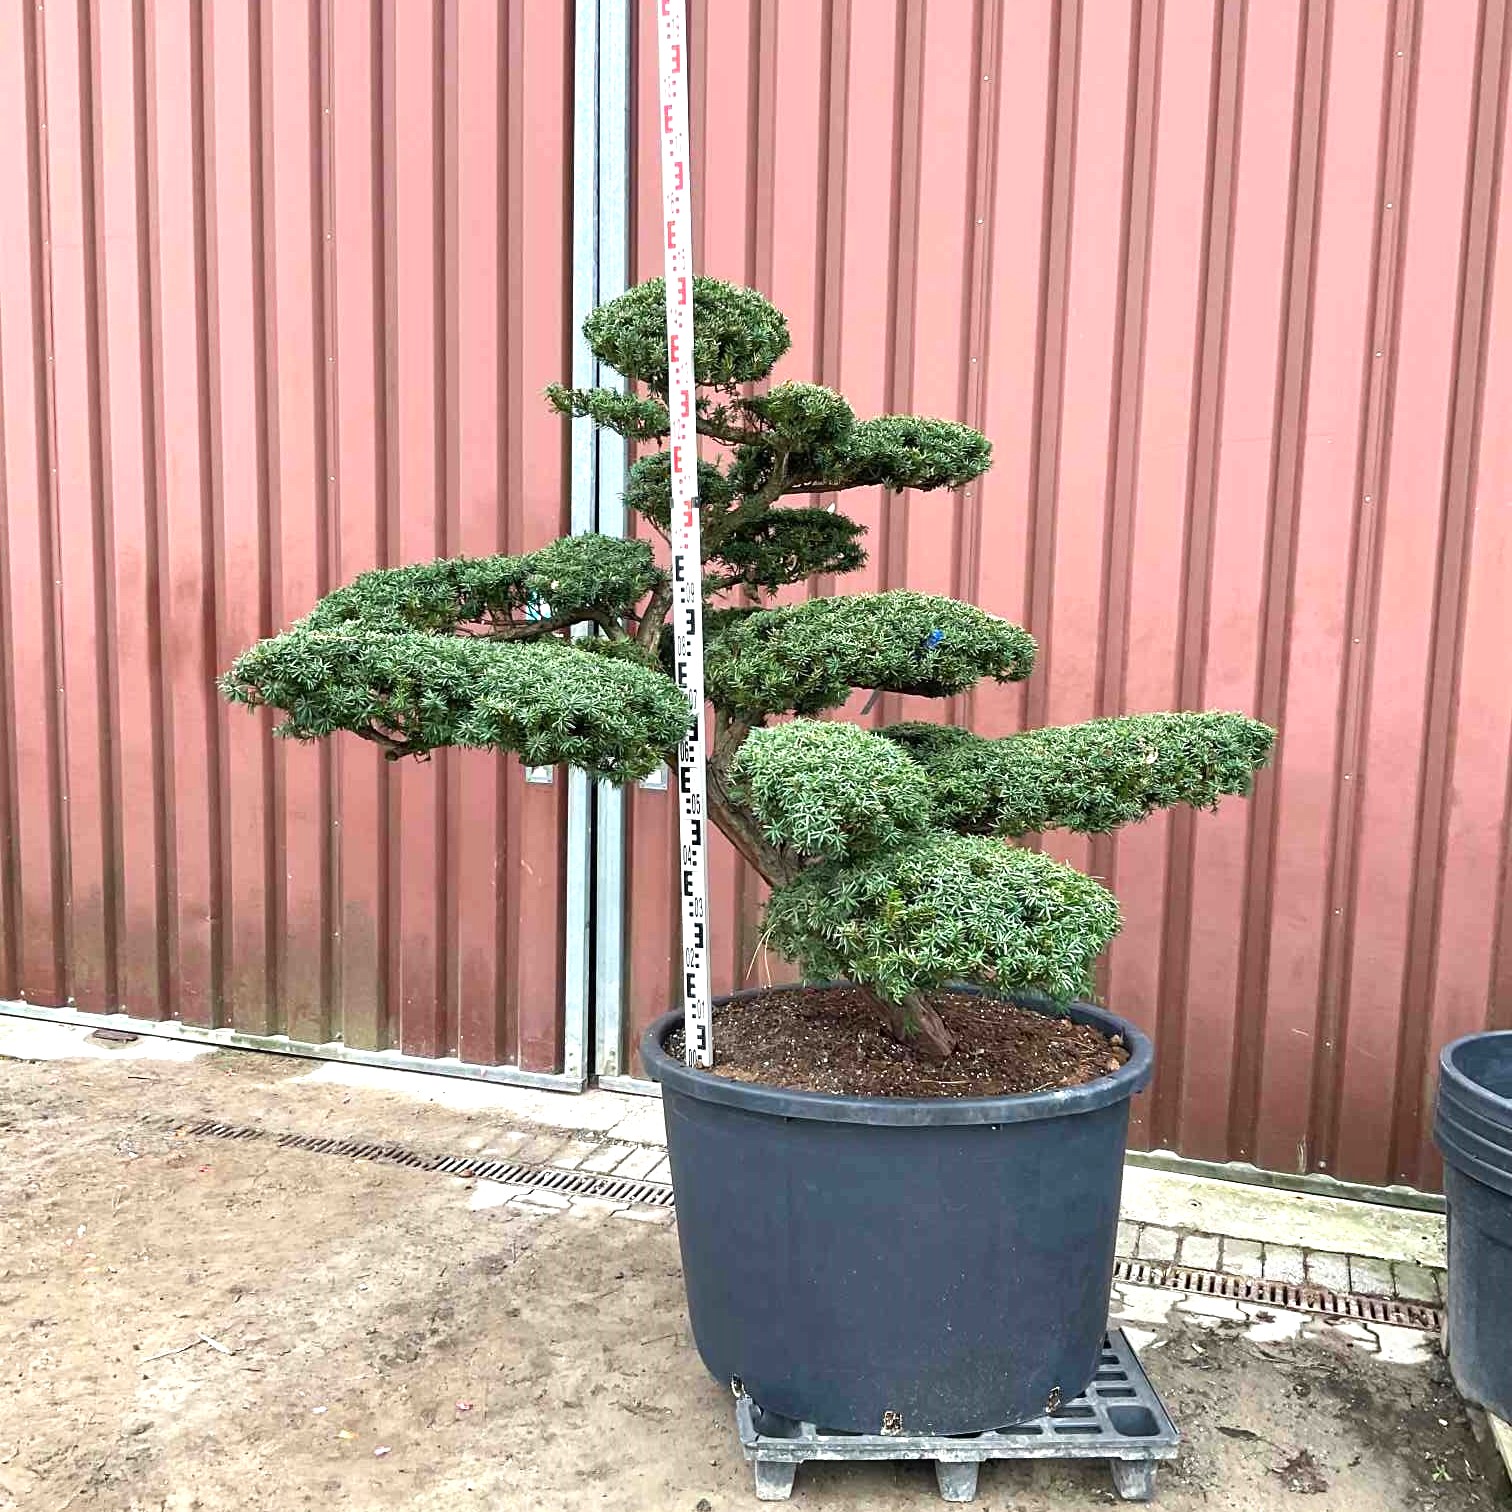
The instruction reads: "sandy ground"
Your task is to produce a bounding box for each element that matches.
[1,1044,1504,1511]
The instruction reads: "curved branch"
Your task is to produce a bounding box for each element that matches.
[481,610,595,642]
[695,399,767,447]
[705,446,792,551]
[635,582,674,649]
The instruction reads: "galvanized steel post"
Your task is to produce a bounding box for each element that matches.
[568,0,634,1083]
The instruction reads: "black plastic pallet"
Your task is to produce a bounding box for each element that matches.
[734,1328,1179,1503]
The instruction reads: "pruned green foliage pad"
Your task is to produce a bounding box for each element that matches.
[622,450,736,533]
[222,632,689,781]
[883,712,1276,836]
[583,276,790,390]
[730,720,932,860]
[813,415,992,492]
[705,591,1037,719]
[742,381,856,448]
[711,507,866,591]
[300,536,664,635]
[545,385,670,441]
[764,834,1121,1006]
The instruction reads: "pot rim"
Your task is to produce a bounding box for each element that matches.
[641,981,1154,1127]
[1439,1031,1512,1120]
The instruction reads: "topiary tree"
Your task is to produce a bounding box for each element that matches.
[223,278,1275,1061]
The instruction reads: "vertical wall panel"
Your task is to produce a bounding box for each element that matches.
[328,0,387,1052]
[1395,0,1512,1184]
[266,0,332,1045]
[1177,2,1303,1160]
[971,0,1053,744]
[1101,0,1219,1149]
[149,0,222,1031]
[1335,1,1484,1184]
[206,0,275,1035]
[617,0,1512,1188]
[96,0,168,1018]
[450,0,508,1068]
[44,0,117,1013]
[386,0,446,1061]
[506,0,573,1072]
[1437,3,1512,1071]
[898,0,978,658]
[0,0,68,1004]
[0,0,575,1079]
[827,0,903,610]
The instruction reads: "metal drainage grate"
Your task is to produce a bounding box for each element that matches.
[1113,1257,1442,1333]
[179,1120,675,1209]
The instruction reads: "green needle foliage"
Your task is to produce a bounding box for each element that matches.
[301,535,664,634]
[584,277,791,391]
[223,632,689,781]
[223,274,1275,1048]
[730,721,933,860]
[742,381,856,446]
[623,450,736,533]
[705,591,1038,720]
[764,835,1122,1007]
[545,385,670,441]
[710,508,867,591]
[882,712,1276,836]
[807,414,993,492]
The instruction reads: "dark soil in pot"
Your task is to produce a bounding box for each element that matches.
[663,982,1129,1097]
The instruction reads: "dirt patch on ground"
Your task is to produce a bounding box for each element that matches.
[0,1043,1501,1510]
[1142,1318,1501,1510]
[666,984,1127,1096]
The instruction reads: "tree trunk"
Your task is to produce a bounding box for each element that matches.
[864,988,956,1061]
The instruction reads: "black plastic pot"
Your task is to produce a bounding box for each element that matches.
[1434,1030,1512,1421]
[642,985,1154,1435]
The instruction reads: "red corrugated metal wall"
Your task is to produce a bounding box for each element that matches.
[619,0,1512,1190]
[2,0,1510,1187]
[0,0,576,1072]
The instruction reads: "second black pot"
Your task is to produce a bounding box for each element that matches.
[642,985,1153,1436]
[1435,1029,1512,1421]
